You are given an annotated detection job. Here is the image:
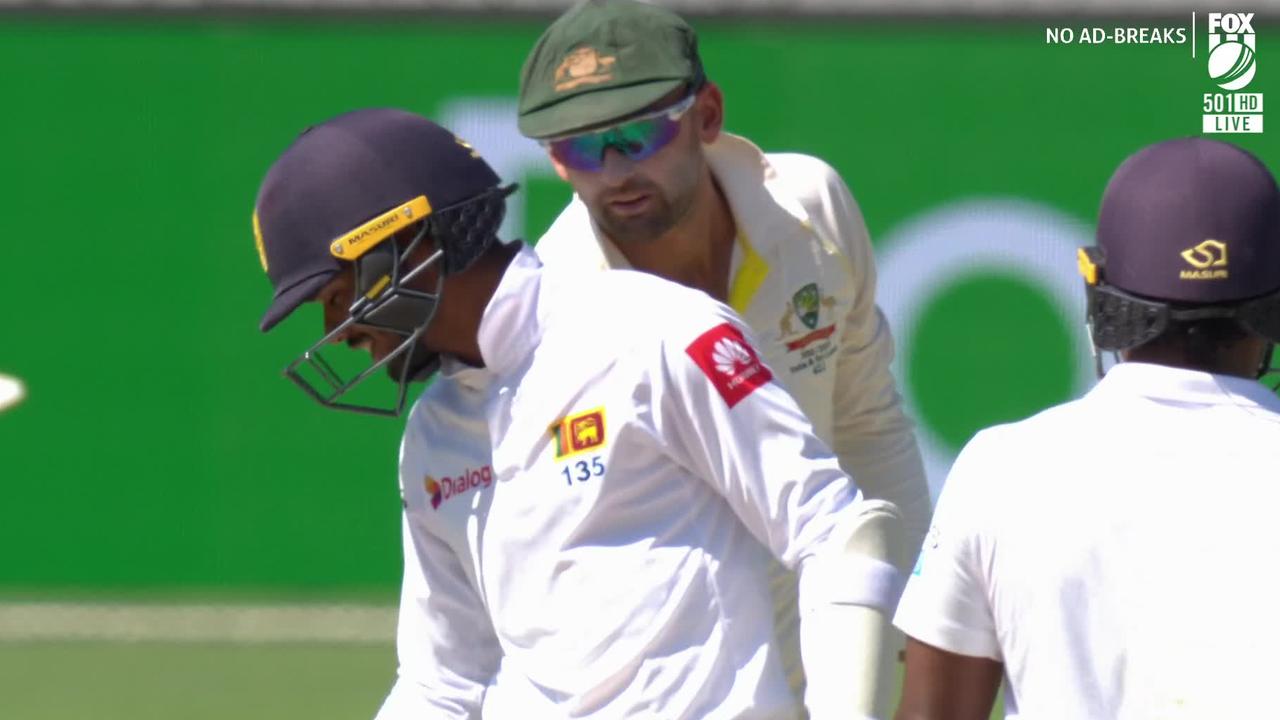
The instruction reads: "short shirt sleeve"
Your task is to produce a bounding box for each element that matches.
[892,431,1002,661]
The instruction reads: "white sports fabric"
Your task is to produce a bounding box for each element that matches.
[535,133,931,710]
[536,132,931,555]
[894,362,1280,718]
[376,245,900,719]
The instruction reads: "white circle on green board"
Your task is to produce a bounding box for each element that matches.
[875,199,1096,499]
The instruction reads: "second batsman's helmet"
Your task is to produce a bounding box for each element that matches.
[1077,137,1280,372]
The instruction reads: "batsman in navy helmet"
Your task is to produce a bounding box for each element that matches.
[895,137,1280,718]
[1078,137,1280,382]
[252,108,514,415]
[249,106,910,720]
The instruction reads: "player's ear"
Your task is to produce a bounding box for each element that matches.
[548,150,570,181]
[695,82,724,144]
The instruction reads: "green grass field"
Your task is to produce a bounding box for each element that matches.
[0,638,1002,719]
[0,642,395,720]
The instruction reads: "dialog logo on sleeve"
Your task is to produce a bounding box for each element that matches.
[424,466,494,511]
[686,323,773,408]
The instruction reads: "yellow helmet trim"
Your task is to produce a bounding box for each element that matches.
[1077,247,1099,286]
[330,196,432,261]
[252,211,269,273]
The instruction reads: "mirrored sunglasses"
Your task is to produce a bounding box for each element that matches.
[544,93,697,172]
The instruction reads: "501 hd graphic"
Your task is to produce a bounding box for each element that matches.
[1203,12,1263,134]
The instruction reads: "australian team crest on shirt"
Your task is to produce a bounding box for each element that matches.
[779,283,839,375]
[792,283,822,329]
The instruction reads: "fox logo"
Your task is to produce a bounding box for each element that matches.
[1207,13,1257,91]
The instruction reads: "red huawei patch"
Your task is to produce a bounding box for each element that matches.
[685,323,773,408]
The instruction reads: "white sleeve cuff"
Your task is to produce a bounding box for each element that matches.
[800,552,905,614]
[798,498,908,615]
[893,593,1002,661]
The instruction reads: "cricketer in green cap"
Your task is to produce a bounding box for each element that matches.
[517,0,703,139]
[515,1,932,719]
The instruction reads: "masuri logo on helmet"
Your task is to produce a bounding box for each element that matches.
[1179,239,1229,280]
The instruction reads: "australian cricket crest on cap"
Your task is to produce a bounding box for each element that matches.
[555,46,617,92]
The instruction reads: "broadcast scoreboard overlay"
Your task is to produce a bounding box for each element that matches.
[1046,12,1264,133]
[0,14,1274,599]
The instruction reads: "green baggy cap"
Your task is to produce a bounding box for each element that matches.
[518,0,703,139]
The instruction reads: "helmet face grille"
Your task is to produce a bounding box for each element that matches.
[436,186,513,276]
[1087,284,1169,352]
[1239,291,1280,345]
[1088,280,1280,357]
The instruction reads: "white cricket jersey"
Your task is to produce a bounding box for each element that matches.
[534,132,930,554]
[534,132,931,705]
[376,358,503,719]
[893,362,1280,718]
[378,244,887,719]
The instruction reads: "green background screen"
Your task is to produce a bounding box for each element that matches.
[2,16,1274,594]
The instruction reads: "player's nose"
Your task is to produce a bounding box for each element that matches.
[599,147,638,186]
[321,308,349,342]
[324,327,349,346]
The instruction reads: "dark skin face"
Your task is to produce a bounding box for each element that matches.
[310,226,518,376]
[896,637,1004,720]
[549,83,737,302]
[314,268,413,379]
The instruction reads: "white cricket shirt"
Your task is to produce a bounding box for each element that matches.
[378,244,886,719]
[534,133,931,709]
[374,357,505,719]
[534,132,931,553]
[894,362,1280,718]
